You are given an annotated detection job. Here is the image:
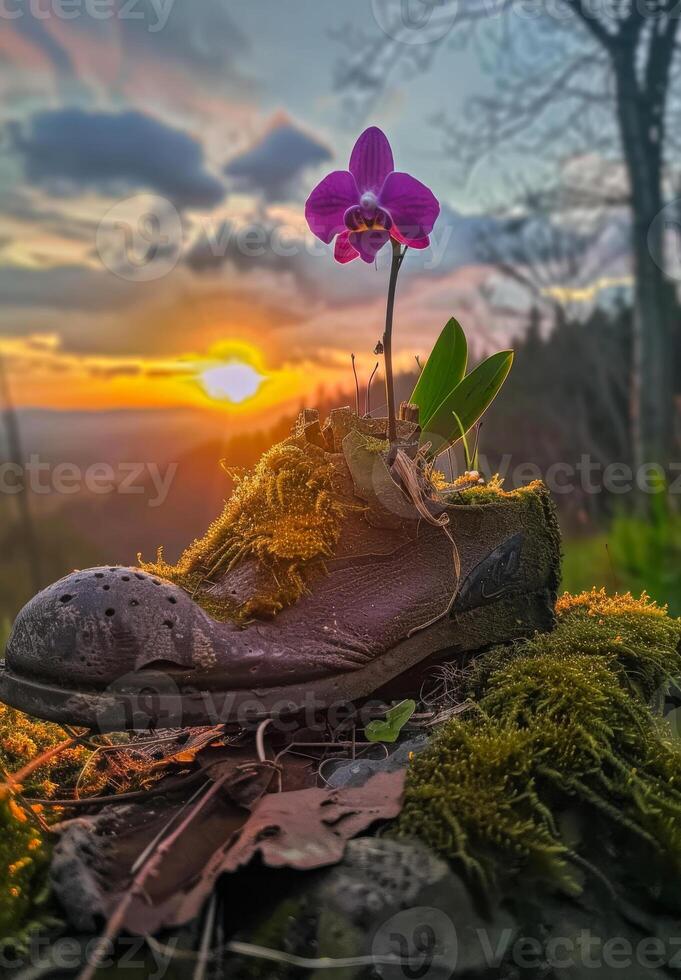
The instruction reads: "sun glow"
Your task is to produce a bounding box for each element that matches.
[200,362,264,403]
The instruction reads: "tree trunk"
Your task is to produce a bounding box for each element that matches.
[614,52,677,473]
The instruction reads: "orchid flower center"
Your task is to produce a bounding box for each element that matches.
[344,201,392,234]
[360,191,378,214]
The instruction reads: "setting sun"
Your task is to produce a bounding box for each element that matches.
[200,362,264,403]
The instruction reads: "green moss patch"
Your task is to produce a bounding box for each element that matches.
[141,440,351,621]
[396,590,681,900]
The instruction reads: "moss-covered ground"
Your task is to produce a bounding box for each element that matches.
[0,706,93,941]
[397,589,681,911]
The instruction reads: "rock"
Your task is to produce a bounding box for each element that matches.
[229,836,518,979]
[291,408,327,450]
[326,735,430,789]
[49,817,108,932]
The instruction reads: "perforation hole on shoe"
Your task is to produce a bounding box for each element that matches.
[105,608,116,617]
[59,594,73,603]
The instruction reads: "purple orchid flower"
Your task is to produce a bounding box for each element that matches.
[305,127,440,264]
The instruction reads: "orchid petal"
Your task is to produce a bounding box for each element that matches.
[334,231,359,264]
[379,171,439,243]
[305,170,359,244]
[391,228,430,249]
[349,228,390,263]
[349,127,394,195]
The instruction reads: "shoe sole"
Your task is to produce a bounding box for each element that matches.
[0,589,554,732]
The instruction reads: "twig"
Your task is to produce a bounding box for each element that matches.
[193,891,218,980]
[255,718,272,763]
[365,361,379,417]
[0,767,50,833]
[78,774,231,980]
[351,353,360,416]
[3,737,77,792]
[146,934,407,969]
[24,768,209,809]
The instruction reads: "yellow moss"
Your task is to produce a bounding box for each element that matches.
[141,440,351,621]
[0,705,94,942]
[0,795,49,940]
[0,704,91,793]
[359,434,390,455]
[556,586,667,618]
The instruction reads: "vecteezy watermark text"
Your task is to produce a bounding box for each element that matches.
[0,456,177,508]
[0,0,176,31]
[95,194,458,281]
[1,935,175,977]
[465,454,681,496]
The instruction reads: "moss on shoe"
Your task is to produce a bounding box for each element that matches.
[141,440,351,621]
[396,590,681,898]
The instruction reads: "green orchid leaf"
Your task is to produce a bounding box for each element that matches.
[411,318,468,429]
[422,350,514,457]
[365,699,417,743]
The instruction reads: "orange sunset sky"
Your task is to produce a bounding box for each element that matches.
[0,2,629,427]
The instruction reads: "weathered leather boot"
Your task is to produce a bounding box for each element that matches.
[0,409,561,731]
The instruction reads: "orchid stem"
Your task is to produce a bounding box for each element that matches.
[383,240,407,445]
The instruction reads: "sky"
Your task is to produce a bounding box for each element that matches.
[0,0,624,426]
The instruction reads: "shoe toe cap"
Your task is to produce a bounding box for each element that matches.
[5,565,206,685]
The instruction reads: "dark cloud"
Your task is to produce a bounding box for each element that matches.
[185,216,321,298]
[224,119,331,202]
[87,364,142,380]
[8,108,225,209]
[0,264,144,313]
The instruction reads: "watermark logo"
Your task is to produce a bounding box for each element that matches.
[649,199,681,283]
[97,670,185,732]
[372,907,458,978]
[370,0,460,45]
[96,194,182,282]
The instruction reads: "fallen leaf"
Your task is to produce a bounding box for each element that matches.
[222,768,406,872]
[51,766,405,936]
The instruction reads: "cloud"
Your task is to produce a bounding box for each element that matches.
[125,0,250,78]
[9,1,250,85]
[0,264,143,313]
[8,108,225,209]
[224,117,331,202]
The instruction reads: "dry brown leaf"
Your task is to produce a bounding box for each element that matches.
[52,766,405,936]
